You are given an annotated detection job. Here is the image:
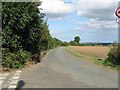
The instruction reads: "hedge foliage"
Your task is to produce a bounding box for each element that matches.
[104,44,120,68]
[2,2,63,70]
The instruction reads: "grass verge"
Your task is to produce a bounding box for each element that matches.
[65,47,119,71]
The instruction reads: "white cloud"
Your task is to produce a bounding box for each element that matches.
[39,0,118,21]
[72,0,118,31]
[89,19,117,29]
[39,0,74,20]
[74,19,117,31]
[74,0,117,21]
[101,20,118,29]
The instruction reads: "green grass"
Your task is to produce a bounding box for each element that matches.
[65,47,119,71]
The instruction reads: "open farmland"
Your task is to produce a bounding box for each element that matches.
[69,46,110,59]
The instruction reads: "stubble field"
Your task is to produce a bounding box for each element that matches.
[69,46,110,59]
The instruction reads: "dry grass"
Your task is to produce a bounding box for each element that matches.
[69,46,110,59]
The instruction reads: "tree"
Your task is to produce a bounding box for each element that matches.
[74,36,80,44]
[2,2,54,69]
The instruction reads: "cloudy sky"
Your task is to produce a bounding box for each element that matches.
[39,0,118,43]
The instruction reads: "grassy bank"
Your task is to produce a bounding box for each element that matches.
[65,46,119,71]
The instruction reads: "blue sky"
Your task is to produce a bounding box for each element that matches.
[40,0,118,43]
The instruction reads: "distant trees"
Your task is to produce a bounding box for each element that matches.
[52,38,63,47]
[69,36,80,46]
[69,41,79,46]
[61,42,69,46]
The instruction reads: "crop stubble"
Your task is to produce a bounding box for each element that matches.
[69,46,110,59]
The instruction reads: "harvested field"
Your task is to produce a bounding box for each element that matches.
[69,46,110,59]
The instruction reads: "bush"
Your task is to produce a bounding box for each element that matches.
[2,52,17,69]
[79,43,85,46]
[17,49,31,65]
[61,42,69,46]
[31,53,41,63]
[2,49,31,69]
[104,44,120,67]
[69,41,79,46]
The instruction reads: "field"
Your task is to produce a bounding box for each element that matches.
[68,46,110,59]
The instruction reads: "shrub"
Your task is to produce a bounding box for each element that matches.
[17,49,31,65]
[2,52,17,69]
[2,49,31,69]
[104,44,120,67]
[69,41,79,46]
[31,53,41,63]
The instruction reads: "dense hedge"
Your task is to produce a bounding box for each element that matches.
[104,44,120,68]
[2,2,62,70]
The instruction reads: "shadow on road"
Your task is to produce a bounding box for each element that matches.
[15,80,25,90]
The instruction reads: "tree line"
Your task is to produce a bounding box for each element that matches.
[2,2,64,70]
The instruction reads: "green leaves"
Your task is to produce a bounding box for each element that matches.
[2,2,64,70]
[2,2,44,69]
[103,44,120,69]
[106,44,119,65]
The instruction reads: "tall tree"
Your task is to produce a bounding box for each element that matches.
[74,36,80,44]
[2,2,54,68]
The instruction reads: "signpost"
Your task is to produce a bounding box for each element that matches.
[115,2,120,43]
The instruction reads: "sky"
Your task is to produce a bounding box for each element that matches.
[39,0,119,43]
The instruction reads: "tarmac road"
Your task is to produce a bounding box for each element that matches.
[18,47,118,88]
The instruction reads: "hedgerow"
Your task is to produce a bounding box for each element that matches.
[2,2,63,70]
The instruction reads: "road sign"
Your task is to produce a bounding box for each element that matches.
[115,7,120,18]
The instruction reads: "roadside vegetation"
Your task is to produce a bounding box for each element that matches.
[2,2,65,71]
[104,43,120,70]
[65,36,120,70]
[66,43,120,70]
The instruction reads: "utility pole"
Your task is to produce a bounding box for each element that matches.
[115,1,120,90]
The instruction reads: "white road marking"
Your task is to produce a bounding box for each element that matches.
[0,80,3,85]
[14,73,20,76]
[10,80,18,85]
[3,73,9,76]
[8,85,16,88]
[16,71,21,73]
[0,73,9,89]
[8,70,21,89]
[0,73,9,80]
[12,76,19,80]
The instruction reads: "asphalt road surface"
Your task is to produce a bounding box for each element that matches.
[2,47,118,88]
